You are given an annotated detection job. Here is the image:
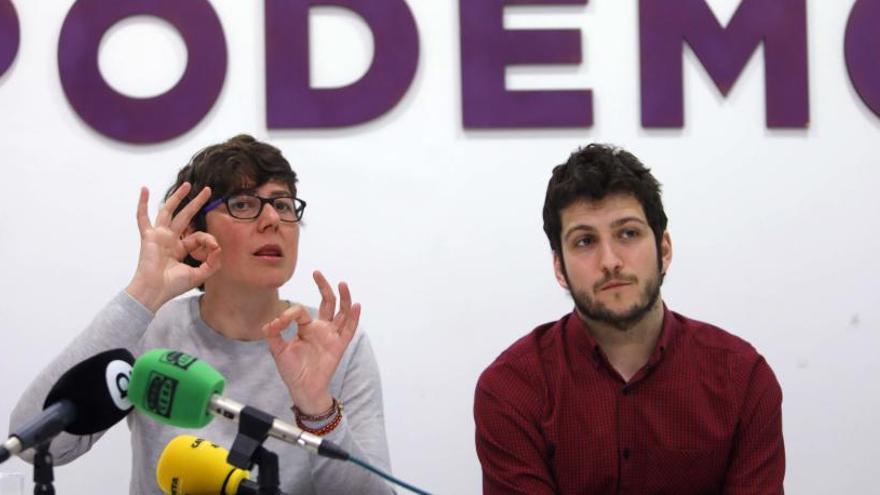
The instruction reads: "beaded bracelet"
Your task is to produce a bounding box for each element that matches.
[293,399,344,436]
[297,408,343,436]
[292,398,338,422]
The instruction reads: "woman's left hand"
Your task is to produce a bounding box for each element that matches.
[262,270,361,415]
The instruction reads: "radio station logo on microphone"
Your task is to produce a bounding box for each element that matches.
[170,477,182,495]
[190,437,222,450]
[105,359,133,411]
[160,351,198,371]
[146,371,177,418]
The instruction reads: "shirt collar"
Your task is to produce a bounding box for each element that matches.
[649,305,678,365]
[564,303,680,370]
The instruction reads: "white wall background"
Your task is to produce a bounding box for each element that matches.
[1,0,878,493]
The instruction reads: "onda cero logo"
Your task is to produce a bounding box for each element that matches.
[146,371,178,418]
[160,351,198,370]
[105,359,133,411]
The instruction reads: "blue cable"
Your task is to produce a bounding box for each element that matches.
[348,455,433,495]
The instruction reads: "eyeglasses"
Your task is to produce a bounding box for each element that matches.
[202,193,306,222]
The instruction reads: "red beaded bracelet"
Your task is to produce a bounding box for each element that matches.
[292,398,338,422]
[293,399,344,436]
[297,409,342,436]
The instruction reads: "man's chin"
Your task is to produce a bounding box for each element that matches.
[589,312,642,331]
[574,299,658,331]
[572,274,662,331]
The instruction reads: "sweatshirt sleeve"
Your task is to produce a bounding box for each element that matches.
[306,332,396,494]
[8,291,154,465]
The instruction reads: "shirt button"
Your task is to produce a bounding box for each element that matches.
[622,387,630,395]
[622,448,631,460]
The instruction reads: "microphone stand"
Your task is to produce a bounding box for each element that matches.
[222,404,432,495]
[227,406,285,495]
[33,441,55,495]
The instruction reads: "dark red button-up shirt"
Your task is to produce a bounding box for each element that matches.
[474,308,784,494]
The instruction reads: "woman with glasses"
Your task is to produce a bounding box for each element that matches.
[10,135,393,494]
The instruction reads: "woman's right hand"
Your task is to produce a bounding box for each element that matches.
[125,182,222,313]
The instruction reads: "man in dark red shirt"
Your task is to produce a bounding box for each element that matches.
[474,145,784,494]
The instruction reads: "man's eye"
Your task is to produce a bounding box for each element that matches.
[575,236,594,247]
[620,229,640,240]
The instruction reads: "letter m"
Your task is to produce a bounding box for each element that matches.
[640,0,808,128]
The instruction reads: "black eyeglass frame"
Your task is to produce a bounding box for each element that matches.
[201,194,306,222]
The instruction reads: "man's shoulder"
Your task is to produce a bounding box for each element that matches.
[674,312,755,350]
[671,310,767,373]
[477,317,565,391]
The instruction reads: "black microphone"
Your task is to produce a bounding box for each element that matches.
[0,348,134,463]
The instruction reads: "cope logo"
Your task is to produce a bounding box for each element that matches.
[104,359,133,411]
[160,351,198,371]
[190,437,221,450]
[145,371,178,418]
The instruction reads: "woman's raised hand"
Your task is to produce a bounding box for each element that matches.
[125,183,222,313]
[262,271,361,415]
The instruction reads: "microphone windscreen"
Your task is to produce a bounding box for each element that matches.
[157,435,250,495]
[43,348,135,435]
[129,349,225,428]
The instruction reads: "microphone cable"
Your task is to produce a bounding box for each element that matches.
[347,454,431,495]
[130,349,434,494]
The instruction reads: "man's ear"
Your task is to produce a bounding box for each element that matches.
[660,230,672,274]
[553,251,569,289]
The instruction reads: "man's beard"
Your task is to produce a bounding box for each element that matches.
[566,268,663,331]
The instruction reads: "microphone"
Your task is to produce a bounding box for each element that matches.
[157,435,258,495]
[128,349,349,460]
[0,348,134,463]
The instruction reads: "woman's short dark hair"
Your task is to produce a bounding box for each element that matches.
[165,134,298,270]
[542,144,667,255]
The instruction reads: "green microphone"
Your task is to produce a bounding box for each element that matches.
[128,349,225,428]
[128,348,348,460]
[129,349,433,494]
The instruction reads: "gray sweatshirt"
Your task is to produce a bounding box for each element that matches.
[10,291,394,494]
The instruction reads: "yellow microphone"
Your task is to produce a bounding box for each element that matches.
[156,435,254,495]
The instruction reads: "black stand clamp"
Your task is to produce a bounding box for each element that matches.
[228,406,284,495]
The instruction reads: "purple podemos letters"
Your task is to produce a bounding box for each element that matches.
[6,0,878,143]
[57,0,226,144]
[460,0,592,128]
[640,0,809,128]
[845,0,880,118]
[265,0,419,128]
[0,0,19,78]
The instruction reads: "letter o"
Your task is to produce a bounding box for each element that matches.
[0,0,19,78]
[58,0,227,144]
[846,0,880,118]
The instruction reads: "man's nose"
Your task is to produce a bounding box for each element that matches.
[598,240,623,274]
